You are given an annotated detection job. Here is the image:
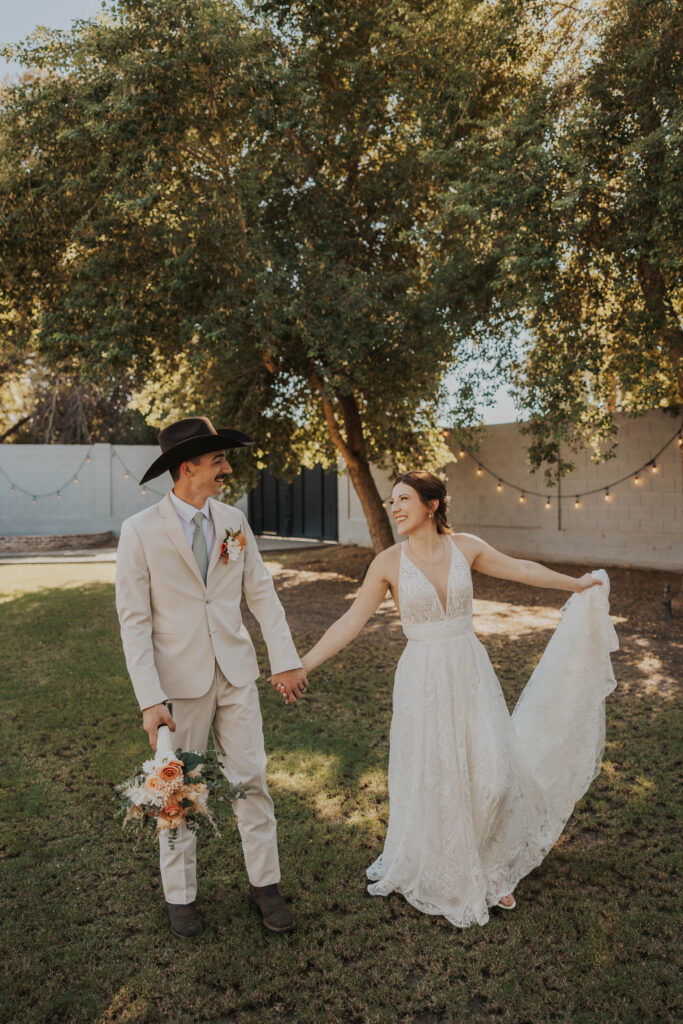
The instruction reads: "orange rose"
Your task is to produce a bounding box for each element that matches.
[159,760,184,783]
[145,775,162,792]
[237,531,248,549]
[159,802,185,824]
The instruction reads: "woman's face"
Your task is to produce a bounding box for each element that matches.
[389,483,436,535]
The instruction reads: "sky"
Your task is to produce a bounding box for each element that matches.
[1,2,519,425]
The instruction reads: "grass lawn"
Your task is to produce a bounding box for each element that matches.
[0,550,681,1024]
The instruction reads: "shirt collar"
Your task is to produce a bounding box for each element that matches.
[170,490,211,524]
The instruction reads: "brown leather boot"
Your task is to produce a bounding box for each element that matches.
[165,900,204,937]
[248,883,295,933]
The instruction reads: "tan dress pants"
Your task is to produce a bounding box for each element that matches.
[159,664,280,905]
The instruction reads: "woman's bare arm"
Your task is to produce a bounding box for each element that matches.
[463,535,601,592]
[301,551,394,673]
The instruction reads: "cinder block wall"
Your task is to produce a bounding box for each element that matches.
[445,411,682,571]
[0,441,251,538]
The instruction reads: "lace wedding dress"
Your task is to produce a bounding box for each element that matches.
[366,538,618,928]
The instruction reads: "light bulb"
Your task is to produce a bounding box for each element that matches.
[86,455,91,462]
[604,490,612,502]
[634,474,641,485]
[519,493,526,504]
[459,448,466,459]
[496,481,503,493]
[574,497,581,509]
[32,496,37,504]
[10,485,15,493]
[141,487,147,495]
[650,461,659,474]
[124,471,130,479]
[73,477,79,484]
[57,492,62,500]
[476,465,483,477]
[545,498,551,510]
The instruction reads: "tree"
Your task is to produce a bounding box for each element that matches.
[0,0,543,549]
[457,0,682,479]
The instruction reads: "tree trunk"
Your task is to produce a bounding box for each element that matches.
[343,449,396,554]
[311,376,395,553]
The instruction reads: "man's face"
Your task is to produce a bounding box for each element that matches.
[188,450,232,498]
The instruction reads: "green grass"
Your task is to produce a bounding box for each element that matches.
[0,557,681,1024]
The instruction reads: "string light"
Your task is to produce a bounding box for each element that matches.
[458,448,466,459]
[457,421,680,506]
[0,446,165,503]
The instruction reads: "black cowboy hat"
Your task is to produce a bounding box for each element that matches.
[140,416,255,484]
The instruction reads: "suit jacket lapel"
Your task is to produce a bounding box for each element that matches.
[159,492,205,586]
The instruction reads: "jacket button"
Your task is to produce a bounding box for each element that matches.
[206,599,211,605]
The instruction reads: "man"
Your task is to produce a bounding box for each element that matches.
[115,416,308,938]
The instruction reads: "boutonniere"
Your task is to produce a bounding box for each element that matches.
[220,527,248,564]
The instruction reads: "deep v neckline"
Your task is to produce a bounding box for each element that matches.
[402,538,455,618]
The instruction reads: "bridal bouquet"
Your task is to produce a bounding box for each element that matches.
[115,727,246,850]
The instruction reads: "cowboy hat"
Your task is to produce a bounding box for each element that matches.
[140,416,255,484]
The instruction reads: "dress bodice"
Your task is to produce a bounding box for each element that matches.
[399,538,474,642]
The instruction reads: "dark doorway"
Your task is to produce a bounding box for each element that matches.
[248,465,338,540]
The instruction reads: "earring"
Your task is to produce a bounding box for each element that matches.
[428,512,433,519]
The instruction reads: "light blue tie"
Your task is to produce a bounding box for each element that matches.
[192,510,208,583]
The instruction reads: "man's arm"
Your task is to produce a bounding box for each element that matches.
[239,513,307,702]
[115,520,171,716]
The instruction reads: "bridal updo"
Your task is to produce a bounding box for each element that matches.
[393,470,452,534]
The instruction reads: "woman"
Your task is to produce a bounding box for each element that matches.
[294,470,617,929]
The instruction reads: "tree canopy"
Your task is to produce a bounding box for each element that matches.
[0,0,680,541]
[456,0,682,478]
[0,0,544,548]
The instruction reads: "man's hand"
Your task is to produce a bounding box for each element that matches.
[142,702,176,750]
[270,668,309,705]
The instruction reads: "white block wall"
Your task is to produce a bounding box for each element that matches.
[445,410,682,571]
[0,443,247,537]
[1,411,680,570]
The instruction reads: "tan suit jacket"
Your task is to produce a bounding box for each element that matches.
[115,492,302,710]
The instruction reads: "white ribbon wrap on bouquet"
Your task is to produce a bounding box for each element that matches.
[512,568,619,828]
[156,724,176,757]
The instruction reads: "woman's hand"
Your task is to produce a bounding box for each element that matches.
[574,573,603,592]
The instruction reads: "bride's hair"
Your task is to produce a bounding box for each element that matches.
[393,470,452,534]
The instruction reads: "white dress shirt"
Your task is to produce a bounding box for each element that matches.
[170,490,215,556]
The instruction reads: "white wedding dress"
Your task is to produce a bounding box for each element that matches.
[366,538,618,928]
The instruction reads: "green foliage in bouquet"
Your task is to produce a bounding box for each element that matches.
[114,744,247,851]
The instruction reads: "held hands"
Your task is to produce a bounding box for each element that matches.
[270,667,309,705]
[142,702,176,751]
[574,573,603,593]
